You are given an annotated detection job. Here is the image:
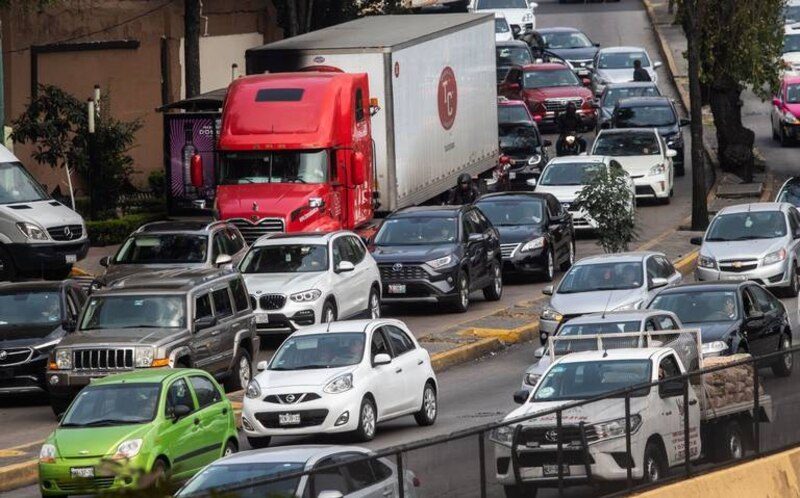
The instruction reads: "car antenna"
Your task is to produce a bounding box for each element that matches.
[601,291,614,319]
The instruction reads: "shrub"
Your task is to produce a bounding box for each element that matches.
[574,165,638,253]
[148,169,166,197]
[86,213,164,247]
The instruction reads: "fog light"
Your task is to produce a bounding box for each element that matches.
[447,276,453,283]
[49,375,59,385]
[335,411,350,426]
[242,417,254,431]
[540,332,548,341]
[124,477,133,485]
[43,481,53,489]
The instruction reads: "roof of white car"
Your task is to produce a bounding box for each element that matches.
[208,444,371,466]
[717,202,788,215]
[555,347,667,363]
[253,231,354,247]
[292,319,395,336]
[546,155,613,165]
[597,46,649,53]
[785,23,800,33]
[0,145,19,163]
[561,309,678,325]
[573,251,661,265]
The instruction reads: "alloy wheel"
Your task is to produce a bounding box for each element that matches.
[645,456,659,482]
[728,432,743,460]
[370,291,381,319]
[784,336,793,371]
[569,242,575,265]
[424,386,437,421]
[547,251,554,279]
[239,356,251,389]
[362,402,376,439]
[493,265,502,296]
[223,443,236,457]
[460,275,469,309]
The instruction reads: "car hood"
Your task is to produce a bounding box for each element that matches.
[370,244,457,264]
[58,327,189,347]
[605,155,665,176]
[53,424,151,459]
[534,185,582,203]
[216,183,328,220]
[243,272,326,294]
[0,200,84,230]
[102,263,207,285]
[683,320,739,342]
[524,87,592,101]
[0,324,62,345]
[547,47,598,62]
[550,287,645,315]
[495,225,544,244]
[596,68,656,84]
[504,397,649,425]
[701,238,786,261]
[254,365,357,390]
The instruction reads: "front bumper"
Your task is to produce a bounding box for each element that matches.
[7,239,90,274]
[695,260,790,288]
[632,175,670,199]
[502,245,549,274]
[534,110,596,129]
[252,299,322,335]
[567,209,598,231]
[781,122,800,139]
[379,265,460,303]
[0,354,48,395]
[39,453,149,496]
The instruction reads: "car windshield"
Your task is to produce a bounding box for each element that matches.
[524,68,581,89]
[374,217,458,245]
[776,184,800,206]
[498,104,532,124]
[496,47,533,67]
[541,31,593,49]
[558,262,644,293]
[785,5,800,23]
[786,84,800,103]
[593,133,660,156]
[0,161,49,205]
[598,51,650,69]
[477,0,527,8]
[495,18,510,33]
[0,291,61,327]
[239,245,328,273]
[602,86,661,110]
[649,290,739,323]
[499,124,540,151]
[532,360,652,401]
[177,462,304,498]
[219,150,328,185]
[80,295,186,330]
[477,199,544,226]
[784,33,800,53]
[705,211,787,241]
[270,333,366,370]
[614,105,676,127]
[539,161,605,186]
[114,235,208,264]
[61,383,160,427]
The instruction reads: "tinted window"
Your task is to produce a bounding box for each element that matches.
[787,83,800,104]
[270,333,366,370]
[195,294,213,319]
[539,161,605,186]
[499,124,540,150]
[533,360,652,401]
[471,209,491,232]
[346,236,367,264]
[81,295,185,329]
[646,257,660,280]
[305,458,349,497]
[658,355,681,380]
[615,105,677,127]
[371,330,392,359]
[374,217,458,245]
[371,460,393,481]
[63,383,160,426]
[749,285,779,313]
[593,132,660,156]
[230,278,250,312]
[190,375,222,408]
[602,85,661,109]
[657,315,680,330]
[166,378,195,416]
[706,211,787,241]
[559,262,643,293]
[498,104,532,124]
[355,88,365,122]
[341,455,377,491]
[240,245,328,273]
[598,51,650,69]
[333,238,354,266]
[178,462,302,498]
[219,150,328,185]
[541,31,593,49]
[477,0,527,8]
[386,326,415,356]
[477,198,545,227]
[496,47,532,67]
[649,290,738,323]
[0,291,62,326]
[115,234,208,264]
[255,88,304,102]
[524,68,581,89]
[212,233,228,260]
[212,289,233,318]
[226,227,245,253]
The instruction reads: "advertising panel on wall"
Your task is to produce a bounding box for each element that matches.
[164,113,220,214]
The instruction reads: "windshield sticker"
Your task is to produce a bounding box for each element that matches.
[745,216,753,228]
[551,366,565,373]
[538,387,555,398]
[134,300,144,306]
[295,337,319,350]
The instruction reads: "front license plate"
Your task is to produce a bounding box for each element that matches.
[279,413,301,425]
[509,172,517,180]
[388,284,406,294]
[542,464,570,477]
[65,254,77,264]
[255,314,270,324]
[70,467,95,479]
[723,274,747,281]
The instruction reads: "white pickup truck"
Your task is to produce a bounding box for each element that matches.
[491,333,772,498]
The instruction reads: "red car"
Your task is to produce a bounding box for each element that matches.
[771,74,800,146]
[499,62,596,130]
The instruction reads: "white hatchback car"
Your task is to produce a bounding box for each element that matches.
[243,319,438,447]
[591,128,676,203]
[239,231,382,335]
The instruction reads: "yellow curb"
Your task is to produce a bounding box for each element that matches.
[458,321,539,344]
[69,267,94,278]
[0,459,38,492]
[673,249,699,275]
[430,337,502,372]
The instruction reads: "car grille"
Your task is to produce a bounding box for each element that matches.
[501,243,520,259]
[0,347,33,367]
[635,185,656,196]
[47,224,84,241]
[228,218,285,244]
[379,264,428,281]
[264,393,322,404]
[256,294,286,311]
[73,348,134,370]
[57,477,116,492]
[544,98,584,114]
[255,409,329,428]
[568,59,593,69]
[517,425,598,446]
[718,259,759,273]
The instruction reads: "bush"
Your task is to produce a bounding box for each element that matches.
[148,169,167,197]
[86,213,164,247]
[575,164,638,253]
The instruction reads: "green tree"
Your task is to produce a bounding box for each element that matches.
[575,166,637,254]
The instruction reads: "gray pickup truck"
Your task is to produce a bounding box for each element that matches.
[47,268,259,415]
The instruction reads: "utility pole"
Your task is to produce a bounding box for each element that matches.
[184,0,201,98]
[685,0,709,231]
[0,19,5,146]
[87,96,96,220]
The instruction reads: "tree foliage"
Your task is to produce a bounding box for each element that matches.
[272,0,407,37]
[575,166,637,254]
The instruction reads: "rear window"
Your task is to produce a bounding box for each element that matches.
[256,88,304,102]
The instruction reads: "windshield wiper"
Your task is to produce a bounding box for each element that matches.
[293,364,332,370]
[69,419,140,427]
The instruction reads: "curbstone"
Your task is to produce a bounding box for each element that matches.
[0,459,39,492]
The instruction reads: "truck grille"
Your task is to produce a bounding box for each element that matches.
[258,294,286,311]
[500,243,520,259]
[379,264,428,281]
[0,347,33,367]
[544,98,584,114]
[229,218,285,244]
[47,224,83,241]
[73,348,134,370]
[517,425,598,445]
[718,259,759,273]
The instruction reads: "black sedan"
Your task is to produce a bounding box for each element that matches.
[536,27,600,78]
[646,281,792,377]
[475,192,575,282]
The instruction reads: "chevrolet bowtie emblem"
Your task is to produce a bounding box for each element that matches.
[732,261,743,268]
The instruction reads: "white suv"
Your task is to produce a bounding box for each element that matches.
[472,0,537,36]
[239,231,382,335]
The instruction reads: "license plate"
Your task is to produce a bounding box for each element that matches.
[65,254,77,264]
[542,464,570,477]
[279,413,301,425]
[509,172,517,180]
[255,314,269,324]
[388,284,406,294]
[70,467,95,479]
[723,274,747,281]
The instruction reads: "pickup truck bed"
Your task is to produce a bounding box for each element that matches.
[700,393,773,423]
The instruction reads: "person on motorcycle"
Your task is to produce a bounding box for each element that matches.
[555,102,587,155]
[633,59,652,82]
[447,173,481,205]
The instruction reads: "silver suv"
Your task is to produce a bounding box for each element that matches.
[98,220,248,285]
[692,202,800,297]
[47,268,258,415]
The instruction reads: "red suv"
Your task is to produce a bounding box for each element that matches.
[499,62,596,130]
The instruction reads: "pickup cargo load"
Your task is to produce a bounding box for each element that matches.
[245,14,499,214]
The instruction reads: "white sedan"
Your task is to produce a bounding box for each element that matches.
[243,319,438,447]
[591,128,676,204]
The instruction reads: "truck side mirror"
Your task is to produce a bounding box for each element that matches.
[190,154,204,189]
[351,151,367,185]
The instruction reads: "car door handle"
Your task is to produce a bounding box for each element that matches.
[663,411,672,416]
[382,489,393,497]
[211,330,221,336]
[222,408,228,415]
[193,418,200,425]
[395,368,403,373]
[688,399,698,406]
[417,360,424,365]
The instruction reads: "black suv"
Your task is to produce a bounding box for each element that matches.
[369,206,503,312]
[0,280,87,396]
[496,122,551,190]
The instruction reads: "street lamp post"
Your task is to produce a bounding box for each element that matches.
[87,93,97,219]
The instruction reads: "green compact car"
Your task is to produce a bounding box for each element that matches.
[39,368,238,496]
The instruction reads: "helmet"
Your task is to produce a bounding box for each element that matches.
[458,173,472,186]
[565,102,577,113]
[565,135,576,145]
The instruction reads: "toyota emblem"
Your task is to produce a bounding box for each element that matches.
[286,394,296,403]
[0,351,6,361]
[545,429,559,443]
[392,263,403,272]
[63,226,72,239]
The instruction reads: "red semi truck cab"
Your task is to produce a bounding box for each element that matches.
[210,72,375,242]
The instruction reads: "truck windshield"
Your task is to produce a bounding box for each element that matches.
[115,235,208,264]
[80,295,186,330]
[649,290,739,323]
[0,162,49,205]
[61,383,160,427]
[374,217,458,245]
[558,262,643,293]
[240,244,328,273]
[0,291,61,327]
[533,359,652,401]
[219,150,328,185]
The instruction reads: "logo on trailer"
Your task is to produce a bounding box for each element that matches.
[437,66,458,130]
[545,429,559,443]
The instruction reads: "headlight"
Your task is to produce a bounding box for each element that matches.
[702,340,729,356]
[134,347,154,368]
[290,289,322,303]
[524,373,541,387]
[522,12,533,22]
[16,222,49,241]
[784,112,800,124]
[614,300,643,312]
[763,248,787,265]
[698,255,716,269]
[593,415,642,440]
[39,443,57,463]
[528,155,542,166]
[490,425,515,446]
[426,255,454,269]
[520,237,546,253]
[324,373,353,394]
[541,307,563,322]
[54,349,72,370]
[113,439,143,460]
[245,379,262,399]
[648,164,666,176]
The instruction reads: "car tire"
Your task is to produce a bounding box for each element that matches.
[50,394,72,418]
[772,120,780,140]
[482,261,503,301]
[367,286,381,319]
[222,438,238,458]
[503,484,538,498]
[354,397,377,442]
[542,249,555,282]
[414,382,438,426]
[772,333,793,378]
[784,265,799,298]
[224,347,252,392]
[321,300,337,323]
[148,458,171,488]
[451,270,470,313]
[713,419,746,462]
[0,247,16,282]
[641,441,666,484]
[780,126,791,147]
[247,436,272,449]
[560,240,576,271]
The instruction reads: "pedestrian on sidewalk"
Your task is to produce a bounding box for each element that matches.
[633,59,652,82]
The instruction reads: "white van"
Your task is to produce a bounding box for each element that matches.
[0,146,88,280]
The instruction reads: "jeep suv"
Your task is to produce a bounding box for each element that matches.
[47,268,258,415]
[369,205,503,312]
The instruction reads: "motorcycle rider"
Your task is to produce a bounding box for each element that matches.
[555,102,587,155]
[633,59,652,82]
[447,173,481,205]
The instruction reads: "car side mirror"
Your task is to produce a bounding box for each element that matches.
[373,353,391,366]
[195,316,217,332]
[62,319,76,333]
[593,43,600,48]
[533,115,543,124]
[794,229,800,240]
[666,149,677,158]
[581,78,591,87]
[526,178,537,187]
[508,83,520,91]
[772,97,782,107]
[171,404,192,420]
[658,379,683,398]
[747,310,765,321]
[214,254,233,267]
[318,491,345,498]
[534,347,544,359]
[542,285,554,296]
[649,277,669,290]
[653,61,663,70]
[600,121,611,130]
[680,118,691,127]
[256,360,268,372]
[689,236,703,246]
[99,256,109,268]
[513,389,530,405]
[336,261,355,273]
[543,139,552,147]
